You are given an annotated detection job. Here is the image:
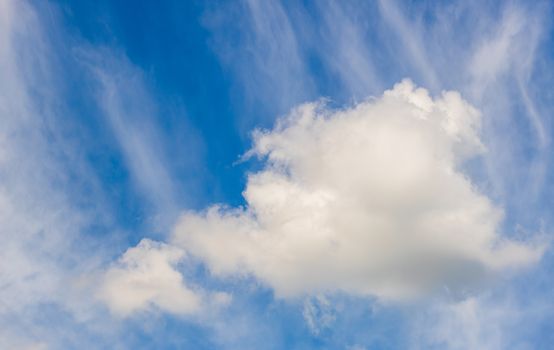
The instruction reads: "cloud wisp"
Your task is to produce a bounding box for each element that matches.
[0,0,119,347]
[0,0,204,346]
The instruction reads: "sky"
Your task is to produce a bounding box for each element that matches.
[1,0,554,349]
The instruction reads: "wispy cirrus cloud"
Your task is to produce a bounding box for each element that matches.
[376,0,439,91]
[85,50,183,229]
[0,0,205,347]
[203,0,315,127]
[0,0,110,346]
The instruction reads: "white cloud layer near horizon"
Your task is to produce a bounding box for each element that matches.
[164,79,544,301]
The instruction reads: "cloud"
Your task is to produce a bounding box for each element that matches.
[173,79,543,300]
[311,1,382,98]
[302,295,336,335]
[409,289,551,350]
[461,2,551,220]
[0,0,120,346]
[203,0,315,125]
[98,239,201,317]
[0,0,93,312]
[411,297,505,350]
[0,0,204,345]
[377,0,439,90]
[204,0,553,231]
[1,0,552,347]
[83,49,184,230]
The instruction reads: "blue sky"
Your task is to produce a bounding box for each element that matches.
[1,0,554,349]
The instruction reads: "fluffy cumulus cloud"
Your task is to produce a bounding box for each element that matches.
[98,239,202,316]
[172,80,543,300]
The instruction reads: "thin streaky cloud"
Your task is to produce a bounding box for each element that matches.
[377,0,440,91]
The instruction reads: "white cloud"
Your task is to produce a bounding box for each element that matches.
[302,295,336,335]
[98,239,201,317]
[173,79,544,300]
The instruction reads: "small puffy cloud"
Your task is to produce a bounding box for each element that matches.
[173,80,543,300]
[97,239,201,317]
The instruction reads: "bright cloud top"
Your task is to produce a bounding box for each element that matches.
[173,80,543,300]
